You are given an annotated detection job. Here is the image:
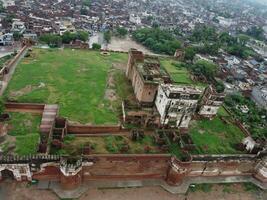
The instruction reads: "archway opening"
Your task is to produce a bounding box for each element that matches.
[1,169,14,180]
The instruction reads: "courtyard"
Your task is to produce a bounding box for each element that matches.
[4,48,128,124]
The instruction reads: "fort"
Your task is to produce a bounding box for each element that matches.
[0,43,266,198]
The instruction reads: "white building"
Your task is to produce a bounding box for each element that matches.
[11,19,26,34]
[129,14,141,25]
[252,86,267,110]
[155,84,203,129]
[0,33,13,45]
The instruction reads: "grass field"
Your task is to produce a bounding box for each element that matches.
[189,106,245,154]
[4,48,128,124]
[7,112,41,155]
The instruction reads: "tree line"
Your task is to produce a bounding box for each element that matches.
[132,28,181,55]
[39,31,89,47]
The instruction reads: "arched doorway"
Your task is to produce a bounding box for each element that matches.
[1,169,14,180]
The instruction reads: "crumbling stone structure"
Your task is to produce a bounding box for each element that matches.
[198,85,225,118]
[126,49,170,106]
[155,84,203,129]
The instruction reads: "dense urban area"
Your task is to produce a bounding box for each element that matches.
[0,0,266,199]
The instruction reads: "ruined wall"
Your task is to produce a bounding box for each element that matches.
[5,102,45,114]
[0,45,28,78]
[67,124,123,134]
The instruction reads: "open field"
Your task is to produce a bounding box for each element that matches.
[4,48,128,124]
[189,106,245,154]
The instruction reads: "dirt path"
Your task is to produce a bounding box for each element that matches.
[1,181,265,200]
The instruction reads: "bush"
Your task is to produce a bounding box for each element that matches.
[92,43,101,50]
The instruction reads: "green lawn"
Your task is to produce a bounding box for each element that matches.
[189,107,245,154]
[160,59,206,87]
[160,59,193,84]
[7,112,41,155]
[56,135,160,155]
[4,48,128,124]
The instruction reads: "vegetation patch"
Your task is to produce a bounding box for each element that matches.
[189,107,245,154]
[6,112,41,155]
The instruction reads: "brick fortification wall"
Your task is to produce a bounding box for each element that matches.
[82,155,170,180]
[28,154,267,190]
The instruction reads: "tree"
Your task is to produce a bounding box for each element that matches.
[115,27,128,37]
[62,31,76,44]
[214,80,225,93]
[0,1,5,13]
[104,31,111,43]
[77,31,89,42]
[39,34,62,47]
[83,0,91,7]
[191,60,218,80]
[13,32,22,41]
[92,43,101,50]
[184,47,196,61]
[132,28,181,55]
[246,26,265,41]
[238,34,250,46]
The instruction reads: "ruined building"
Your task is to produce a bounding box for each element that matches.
[198,85,225,118]
[126,49,170,106]
[155,84,203,129]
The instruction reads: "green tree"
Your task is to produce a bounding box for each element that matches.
[116,27,128,37]
[13,32,23,41]
[39,34,62,47]
[246,26,265,41]
[191,60,218,80]
[238,34,250,45]
[184,47,197,61]
[104,31,111,43]
[83,0,91,7]
[132,28,181,55]
[0,1,5,13]
[62,31,77,44]
[92,43,101,50]
[77,31,89,42]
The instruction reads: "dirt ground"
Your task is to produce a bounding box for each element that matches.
[0,181,266,200]
[107,36,155,55]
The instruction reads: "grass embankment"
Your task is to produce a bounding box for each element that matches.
[7,112,41,155]
[4,48,128,124]
[189,107,245,154]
